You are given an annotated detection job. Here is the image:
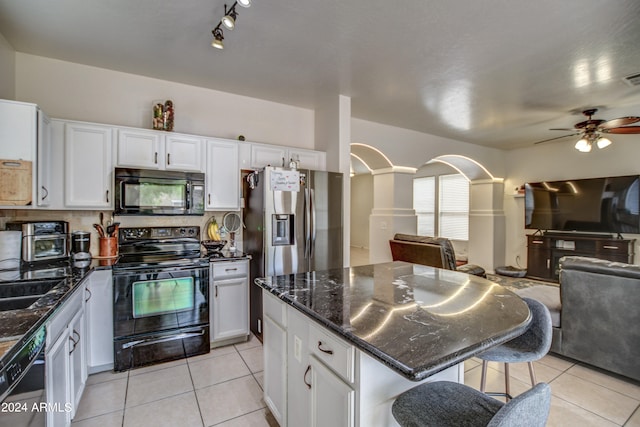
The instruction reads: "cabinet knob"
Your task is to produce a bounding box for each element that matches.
[154,152,158,164]
[106,190,110,203]
[167,153,171,165]
[41,186,48,201]
[317,341,334,355]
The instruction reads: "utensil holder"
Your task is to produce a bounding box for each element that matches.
[99,237,118,258]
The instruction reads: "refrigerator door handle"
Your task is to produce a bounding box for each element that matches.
[310,188,316,259]
[305,188,311,258]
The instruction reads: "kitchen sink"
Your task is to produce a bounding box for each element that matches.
[0,278,64,311]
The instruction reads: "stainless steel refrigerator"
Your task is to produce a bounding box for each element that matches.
[243,166,343,340]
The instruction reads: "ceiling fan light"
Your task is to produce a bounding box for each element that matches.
[574,138,590,152]
[236,0,251,8]
[597,137,612,149]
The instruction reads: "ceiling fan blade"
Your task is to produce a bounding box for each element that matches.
[533,132,581,145]
[602,126,640,134]
[599,117,640,129]
[549,128,576,131]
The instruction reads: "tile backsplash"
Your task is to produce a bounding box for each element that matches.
[0,210,241,257]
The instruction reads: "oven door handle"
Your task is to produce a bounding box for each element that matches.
[121,329,205,350]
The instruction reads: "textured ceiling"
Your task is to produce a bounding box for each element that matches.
[1,0,640,149]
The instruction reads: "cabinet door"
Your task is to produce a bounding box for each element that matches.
[86,270,114,373]
[251,144,287,169]
[263,314,287,427]
[309,355,355,427]
[165,134,204,171]
[212,276,249,341]
[46,330,71,427]
[64,123,113,208]
[37,110,52,206]
[116,128,163,169]
[69,307,86,418]
[289,148,326,171]
[527,237,551,279]
[206,139,240,210]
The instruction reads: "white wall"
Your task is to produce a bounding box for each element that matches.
[15,53,314,149]
[0,33,15,100]
[504,137,640,267]
[350,173,373,248]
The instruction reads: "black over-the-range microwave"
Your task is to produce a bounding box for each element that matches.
[114,168,205,215]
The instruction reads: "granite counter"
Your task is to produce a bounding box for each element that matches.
[256,261,531,381]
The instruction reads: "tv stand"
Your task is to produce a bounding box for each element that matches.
[527,233,635,282]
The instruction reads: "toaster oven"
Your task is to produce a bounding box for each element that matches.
[6,221,70,264]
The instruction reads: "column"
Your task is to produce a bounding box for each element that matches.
[468,178,505,272]
[369,166,418,264]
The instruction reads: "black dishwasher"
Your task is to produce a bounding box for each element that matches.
[0,325,46,427]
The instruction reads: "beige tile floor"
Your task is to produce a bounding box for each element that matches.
[71,248,640,426]
[73,337,640,426]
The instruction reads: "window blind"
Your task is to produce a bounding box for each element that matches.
[439,174,469,240]
[413,176,435,236]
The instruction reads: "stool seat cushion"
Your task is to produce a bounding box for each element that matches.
[392,381,502,427]
[478,298,553,363]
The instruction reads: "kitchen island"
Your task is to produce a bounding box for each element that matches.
[255,261,531,427]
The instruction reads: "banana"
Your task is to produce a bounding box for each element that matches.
[207,217,221,241]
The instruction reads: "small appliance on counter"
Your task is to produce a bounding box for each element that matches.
[6,221,70,265]
[0,230,22,270]
[71,231,91,268]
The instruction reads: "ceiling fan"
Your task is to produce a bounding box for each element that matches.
[534,108,640,152]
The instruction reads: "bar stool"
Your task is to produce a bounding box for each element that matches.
[392,381,551,427]
[479,297,553,400]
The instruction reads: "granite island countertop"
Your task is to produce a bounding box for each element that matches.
[255,261,531,381]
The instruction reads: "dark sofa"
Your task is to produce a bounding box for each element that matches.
[516,256,640,381]
[389,233,486,277]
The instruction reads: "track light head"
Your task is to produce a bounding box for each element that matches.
[237,0,251,7]
[211,27,224,49]
[222,4,238,29]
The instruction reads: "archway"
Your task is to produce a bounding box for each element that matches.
[350,145,505,271]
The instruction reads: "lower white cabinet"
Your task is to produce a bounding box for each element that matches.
[309,355,355,427]
[85,270,114,373]
[210,260,249,344]
[263,314,287,426]
[46,285,86,426]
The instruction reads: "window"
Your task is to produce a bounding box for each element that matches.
[413,173,469,240]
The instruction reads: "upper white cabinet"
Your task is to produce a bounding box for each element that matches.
[64,122,113,209]
[206,138,240,210]
[37,111,52,207]
[246,142,326,171]
[0,99,50,208]
[289,147,326,171]
[116,128,204,172]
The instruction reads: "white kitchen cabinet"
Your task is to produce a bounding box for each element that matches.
[263,291,288,427]
[116,128,204,172]
[249,142,326,171]
[263,314,287,426]
[309,355,355,427]
[289,148,326,171]
[36,111,52,206]
[45,325,71,427]
[85,270,114,373]
[205,138,240,210]
[69,307,87,418]
[210,260,249,344]
[64,122,113,208]
[250,143,287,169]
[0,99,51,208]
[46,285,85,427]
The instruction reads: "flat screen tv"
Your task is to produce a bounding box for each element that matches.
[524,175,640,234]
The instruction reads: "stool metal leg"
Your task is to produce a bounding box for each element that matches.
[480,360,489,392]
[504,363,511,402]
[528,361,537,386]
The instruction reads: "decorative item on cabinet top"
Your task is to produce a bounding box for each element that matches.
[152,100,174,131]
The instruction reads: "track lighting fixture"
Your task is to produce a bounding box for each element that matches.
[211,1,251,49]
